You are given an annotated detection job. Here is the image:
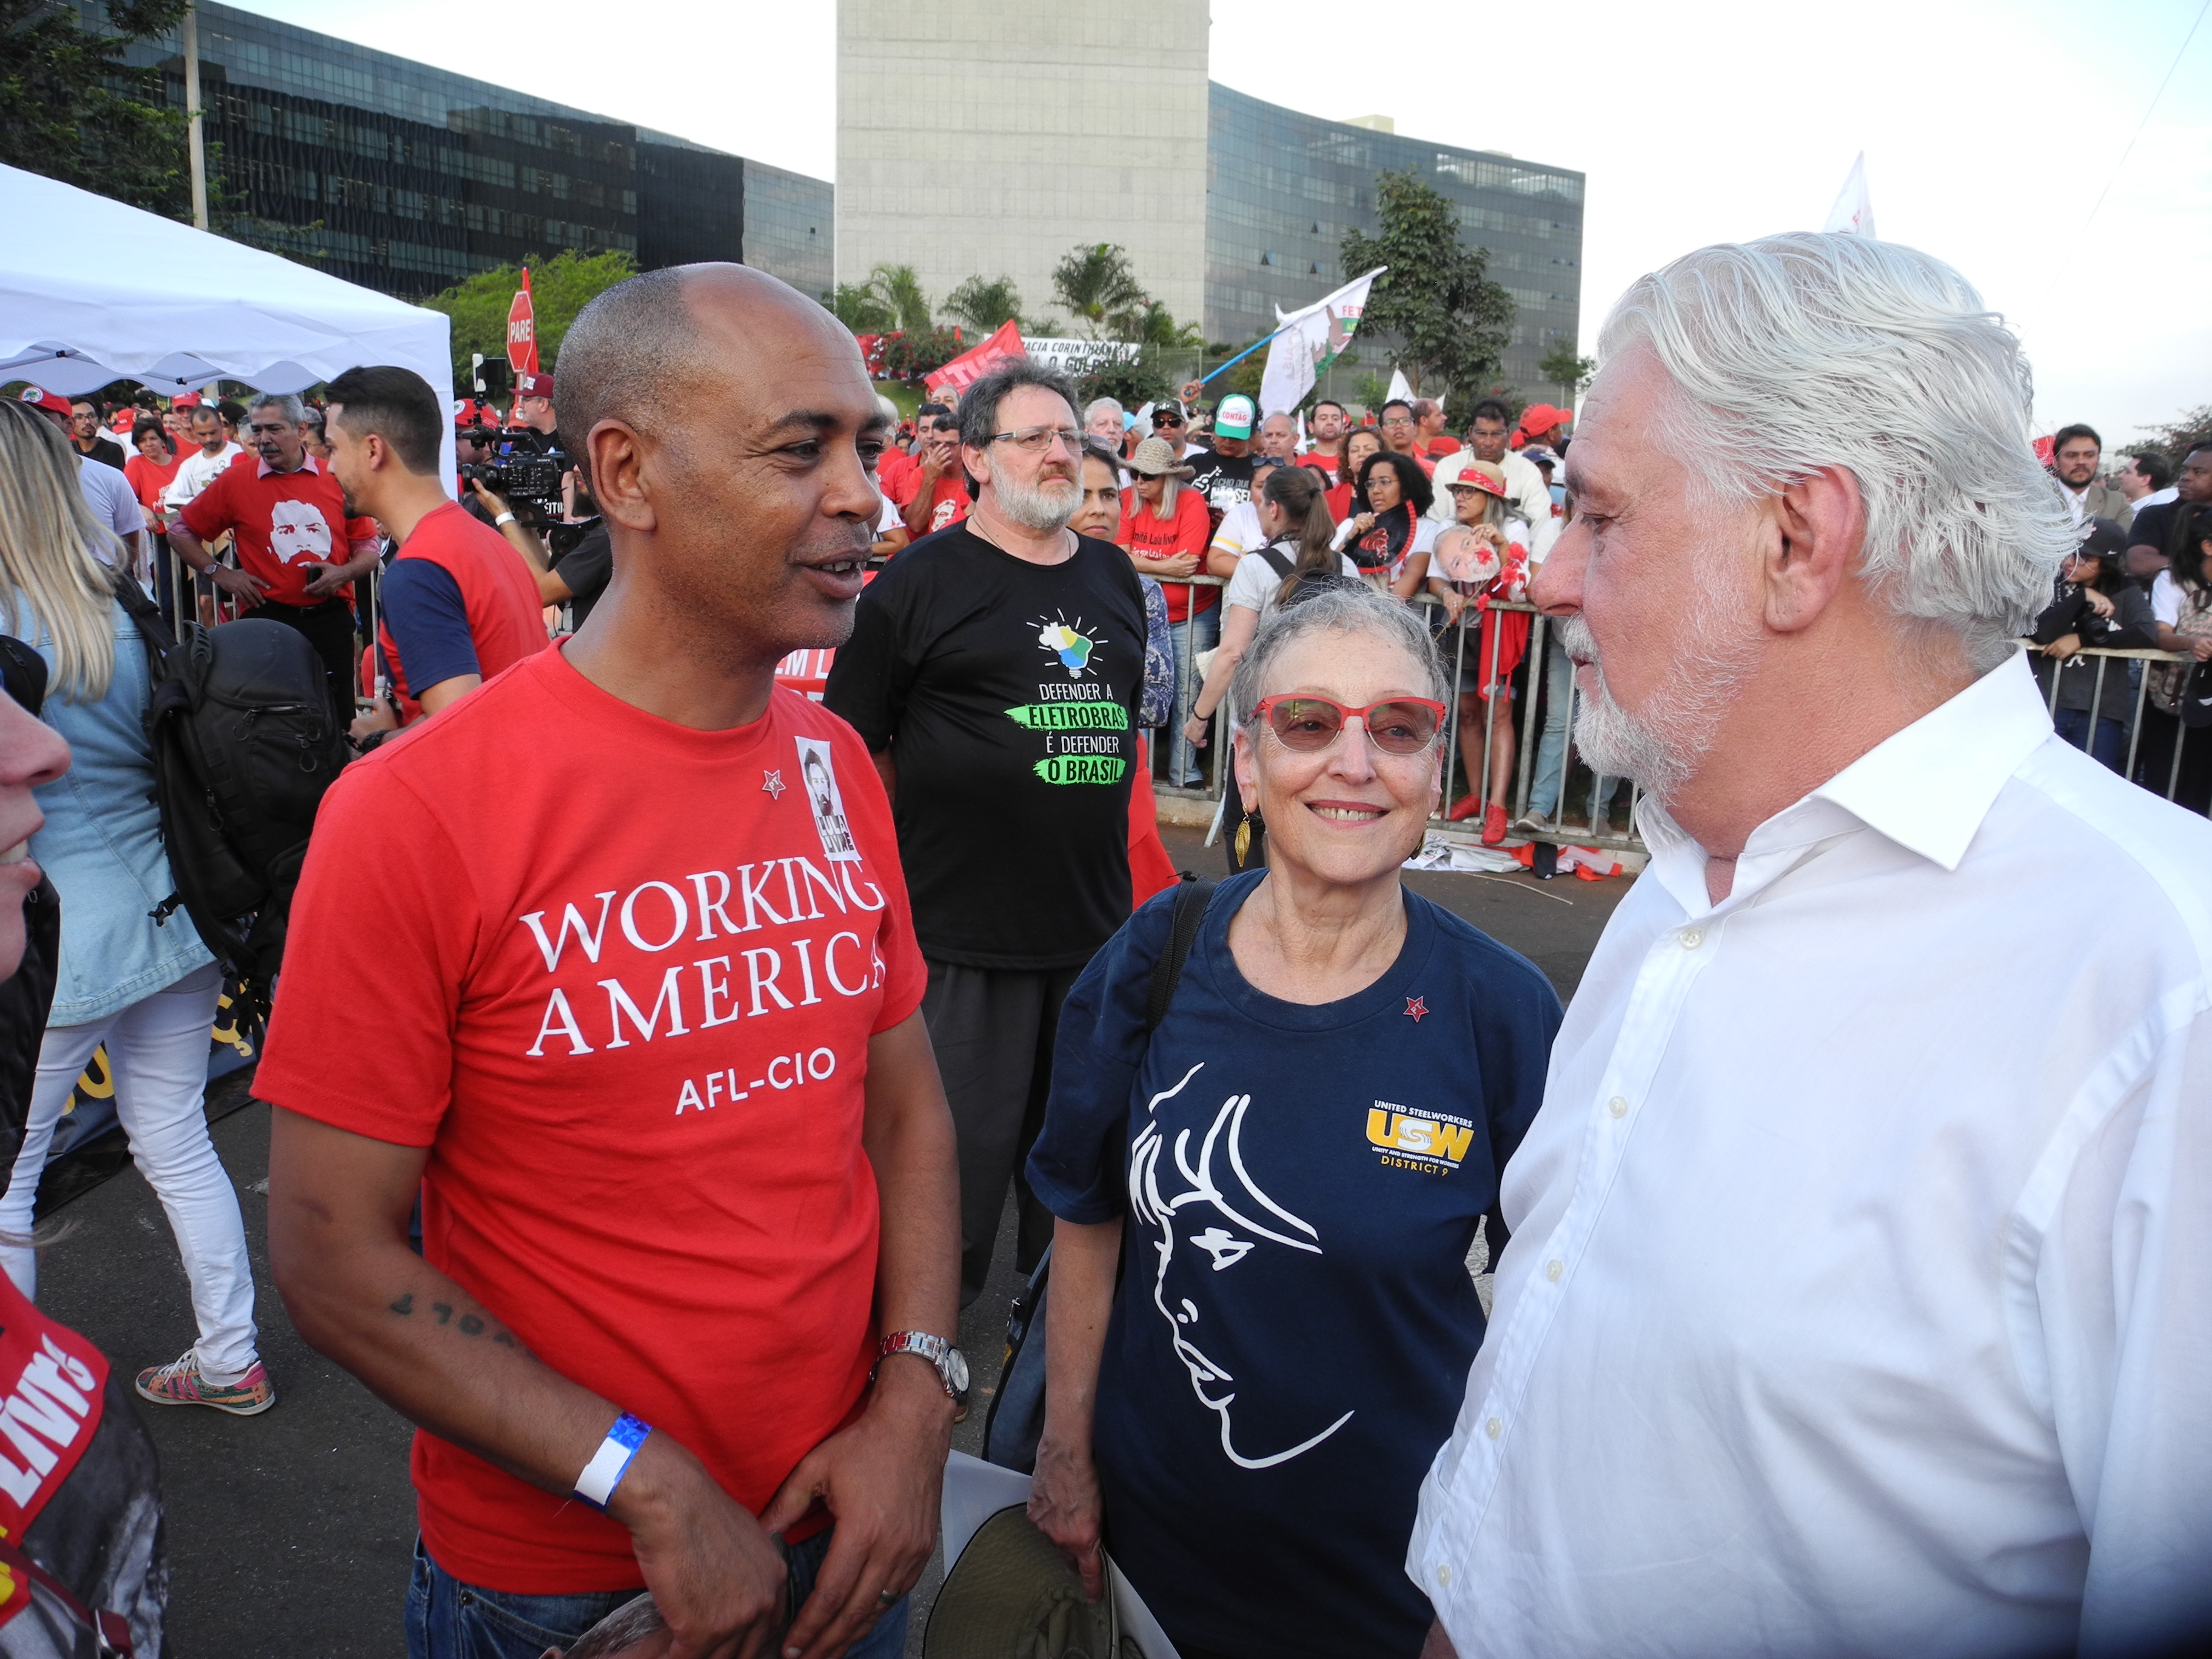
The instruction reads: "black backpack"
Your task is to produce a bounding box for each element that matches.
[982,871,1216,1472]
[110,574,351,1030]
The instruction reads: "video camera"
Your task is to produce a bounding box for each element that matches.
[459,440,571,529]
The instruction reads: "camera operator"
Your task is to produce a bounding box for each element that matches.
[454,419,498,525]
[469,466,611,628]
[506,372,566,458]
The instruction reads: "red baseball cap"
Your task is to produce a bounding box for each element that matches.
[16,386,70,417]
[1518,403,1573,437]
[172,392,203,408]
[515,374,554,399]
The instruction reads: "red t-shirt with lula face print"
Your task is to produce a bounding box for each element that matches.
[255,644,927,1592]
[176,452,375,606]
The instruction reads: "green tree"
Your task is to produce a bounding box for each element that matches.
[2126,403,2212,463]
[1,0,190,216]
[943,275,1026,335]
[866,264,934,335]
[1053,244,1149,340]
[1113,301,1203,350]
[1538,343,1597,405]
[420,249,638,387]
[1339,170,1516,406]
[824,283,893,333]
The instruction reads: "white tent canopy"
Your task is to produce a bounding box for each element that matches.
[0,163,454,473]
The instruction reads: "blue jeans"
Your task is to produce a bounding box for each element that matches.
[2054,705,2126,773]
[1166,603,1221,786]
[404,1527,908,1659]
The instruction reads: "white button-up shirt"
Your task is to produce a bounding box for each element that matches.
[1410,653,2212,1658]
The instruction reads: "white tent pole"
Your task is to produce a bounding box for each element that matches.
[183,5,209,232]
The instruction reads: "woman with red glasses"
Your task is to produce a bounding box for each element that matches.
[1024,582,1563,1659]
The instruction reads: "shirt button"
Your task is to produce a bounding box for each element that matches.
[1546,1259,1563,1282]
[1485,1416,1502,1439]
[1679,928,1704,950]
[1607,1095,1628,1118]
[1437,1563,1453,1588]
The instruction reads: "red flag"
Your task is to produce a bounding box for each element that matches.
[506,267,539,379]
[926,320,1024,399]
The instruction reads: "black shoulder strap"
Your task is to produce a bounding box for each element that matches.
[1145,872,1215,1034]
[106,566,179,680]
[1256,543,1295,580]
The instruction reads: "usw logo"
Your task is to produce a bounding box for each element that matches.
[1367,1104,1475,1174]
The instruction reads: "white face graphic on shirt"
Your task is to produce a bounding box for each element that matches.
[1129,1061,1353,1470]
[268,500,333,564]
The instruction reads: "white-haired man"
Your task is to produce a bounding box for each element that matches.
[1412,233,2212,1659]
[825,360,1147,1306]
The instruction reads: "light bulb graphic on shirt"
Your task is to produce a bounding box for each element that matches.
[1037,620,1094,677]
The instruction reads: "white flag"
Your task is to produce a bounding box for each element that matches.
[1258,266,1386,417]
[1386,367,1414,405]
[1823,152,1875,238]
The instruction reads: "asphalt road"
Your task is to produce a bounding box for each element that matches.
[33,822,1627,1657]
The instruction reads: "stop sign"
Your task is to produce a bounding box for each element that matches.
[506,270,538,378]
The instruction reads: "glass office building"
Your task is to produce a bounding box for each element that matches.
[101,1,830,301]
[1207,84,1583,397]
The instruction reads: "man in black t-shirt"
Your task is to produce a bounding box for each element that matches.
[825,361,1146,1303]
[1184,391,1260,515]
[2126,441,2212,581]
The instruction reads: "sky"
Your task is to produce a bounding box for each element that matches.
[226,0,2211,446]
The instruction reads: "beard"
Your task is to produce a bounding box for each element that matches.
[1555,602,1758,804]
[987,454,1081,531]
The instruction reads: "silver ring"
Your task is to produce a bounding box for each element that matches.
[877,1589,899,1607]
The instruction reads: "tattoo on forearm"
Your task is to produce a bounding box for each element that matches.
[387,1289,529,1353]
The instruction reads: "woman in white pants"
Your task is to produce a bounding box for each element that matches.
[0,400,269,1415]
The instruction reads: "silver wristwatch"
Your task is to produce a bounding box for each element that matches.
[873,1330,970,1403]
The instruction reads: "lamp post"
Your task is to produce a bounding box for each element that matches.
[183,2,208,230]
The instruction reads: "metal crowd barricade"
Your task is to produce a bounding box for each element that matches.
[1149,583,1650,854]
[2027,640,2196,802]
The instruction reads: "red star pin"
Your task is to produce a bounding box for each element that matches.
[1404,996,1429,1022]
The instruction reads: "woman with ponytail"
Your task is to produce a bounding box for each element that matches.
[1182,463,1362,786]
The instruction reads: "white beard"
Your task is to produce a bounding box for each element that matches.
[987,456,1081,531]
[1555,604,1758,804]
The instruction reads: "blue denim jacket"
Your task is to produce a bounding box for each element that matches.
[23,600,212,1024]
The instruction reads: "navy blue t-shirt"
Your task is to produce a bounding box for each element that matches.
[1027,871,1562,1659]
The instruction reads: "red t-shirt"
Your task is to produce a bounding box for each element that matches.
[123,452,181,528]
[1117,486,1216,622]
[1426,436,1463,458]
[378,503,549,719]
[177,453,374,606]
[255,646,927,1592]
[876,447,918,503]
[896,473,970,537]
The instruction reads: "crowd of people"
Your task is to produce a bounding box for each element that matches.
[0,228,2204,1659]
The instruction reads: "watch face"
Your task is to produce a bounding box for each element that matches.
[946,1346,970,1395]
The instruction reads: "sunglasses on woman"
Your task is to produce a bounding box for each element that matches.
[1251,695,1446,755]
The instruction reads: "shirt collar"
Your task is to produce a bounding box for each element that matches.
[255,451,319,480]
[1634,651,2054,915]
[1811,651,2051,871]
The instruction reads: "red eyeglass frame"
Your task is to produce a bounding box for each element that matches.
[1250,694,1448,754]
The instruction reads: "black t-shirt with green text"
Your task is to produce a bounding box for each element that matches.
[823,523,1148,970]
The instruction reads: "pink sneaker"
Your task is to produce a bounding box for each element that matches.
[135,1352,276,1416]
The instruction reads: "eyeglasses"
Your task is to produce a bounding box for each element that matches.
[1381,415,1413,427]
[1151,409,1184,425]
[988,426,1082,453]
[1251,695,1446,756]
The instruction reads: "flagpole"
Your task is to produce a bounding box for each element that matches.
[1198,322,1293,387]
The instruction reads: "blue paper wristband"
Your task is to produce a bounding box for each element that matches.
[574,1413,651,1511]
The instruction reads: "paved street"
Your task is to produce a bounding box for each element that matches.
[34,823,1626,1657]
